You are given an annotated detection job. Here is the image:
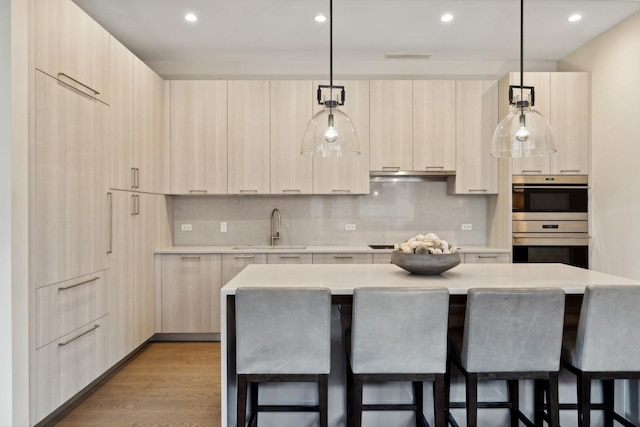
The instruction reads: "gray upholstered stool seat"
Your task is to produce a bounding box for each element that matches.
[347,287,449,427]
[446,288,565,427]
[235,287,332,427]
[560,285,640,427]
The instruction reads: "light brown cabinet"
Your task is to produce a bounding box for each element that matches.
[159,254,222,333]
[448,80,499,195]
[270,80,313,194]
[267,253,313,264]
[369,80,413,172]
[35,0,110,103]
[413,80,457,173]
[463,252,510,264]
[170,80,228,194]
[222,253,268,285]
[312,80,370,195]
[34,71,109,288]
[228,81,271,194]
[312,253,373,264]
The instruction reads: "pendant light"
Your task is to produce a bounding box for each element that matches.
[301,0,360,157]
[490,0,556,158]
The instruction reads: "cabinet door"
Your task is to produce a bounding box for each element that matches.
[312,253,373,264]
[109,37,135,190]
[161,254,222,333]
[267,253,313,264]
[108,190,135,364]
[312,80,370,195]
[550,72,589,175]
[34,71,109,288]
[221,254,268,285]
[170,80,228,194]
[228,81,271,194]
[463,252,510,264]
[413,80,456,172]
[270,80,313,194]
[449,80,498,195]
[369,80,413,172]
[133,58,167,194]
[35,0,110,103]
[507,72,552,175]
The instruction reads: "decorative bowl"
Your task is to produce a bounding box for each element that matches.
[391,251,461,275]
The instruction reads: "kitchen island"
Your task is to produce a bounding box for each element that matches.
[221,263,640,427]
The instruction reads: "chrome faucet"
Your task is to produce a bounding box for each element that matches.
[270,208,281,246]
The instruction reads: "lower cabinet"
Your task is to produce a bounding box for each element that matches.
[267,253,313,264]
[221,253,268,285]
[159,254,222,333]
[372,253,392,264]
[35,314,110,422]
[463,252,510,264]
[312,253,373,264]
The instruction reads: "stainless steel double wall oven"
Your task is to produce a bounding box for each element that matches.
[512,175,589,268]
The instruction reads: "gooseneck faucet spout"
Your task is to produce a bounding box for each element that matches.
[270,208,281,246]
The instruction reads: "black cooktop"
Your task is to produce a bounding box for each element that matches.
[368,244,395,250]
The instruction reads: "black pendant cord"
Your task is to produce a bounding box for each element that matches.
[520,0,524,108]
[329,0,334,112]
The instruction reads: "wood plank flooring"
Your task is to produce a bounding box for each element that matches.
[51,342,221,427]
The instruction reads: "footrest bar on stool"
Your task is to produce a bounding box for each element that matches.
[448,401,513,409]
[257,404,320,412]
[361,403,418,411]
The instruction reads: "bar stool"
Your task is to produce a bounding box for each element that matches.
[561,285,640,427]
[446,288,565,427]
[347,287,450,427]
[235,287,332,427]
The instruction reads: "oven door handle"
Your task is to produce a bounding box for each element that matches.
[512,185,589,190]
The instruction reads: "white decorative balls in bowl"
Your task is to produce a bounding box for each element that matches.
[391,233,461,275]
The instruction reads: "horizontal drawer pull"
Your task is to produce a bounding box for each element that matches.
[181,256,201,260]
[468,189,487,192]
[522,170,542,173]
[239,189,258,193]
[57,72,100,99]
[560,169,581,173]
[332,189,351,193]
[58,276,100,291]
[189,190,208,194]
[234,255,255,259]
[424,166,444,169]
[382,166,401,170]
[279,255,300,259]
[58,324,100,346]
[282,189,301,193]
[477,255,498,259]
[334,256,354,259]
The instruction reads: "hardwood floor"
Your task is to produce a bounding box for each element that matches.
[51,342,221,427]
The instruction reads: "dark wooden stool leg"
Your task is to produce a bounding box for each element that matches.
[547,372,560,427]
[237,375,248,427]
[353,375,364,427]
[466,373,478,427]
[434,374,446,427]
[602,378,615,427]
[533,379,545,427]
[578,372,592,427]
[413,381,424,427]
[249,381,258,427]
[319,374,329,427]
[508,379,520,427]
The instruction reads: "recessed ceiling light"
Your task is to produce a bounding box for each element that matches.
[568,14,582,23]
[314,14,327,23]
[185,13,198,23]
[441,13,454,23]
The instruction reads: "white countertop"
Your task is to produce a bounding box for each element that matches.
[155,245,510,254]
[221,263,640,295]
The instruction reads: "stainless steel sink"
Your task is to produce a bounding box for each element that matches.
[231,245,307,250]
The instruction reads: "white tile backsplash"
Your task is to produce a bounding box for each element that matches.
[172,180,487,247]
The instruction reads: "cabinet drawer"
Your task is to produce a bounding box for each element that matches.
[267,253,313,264]
[312,253,373,264]
[36,271,109,348]
[222,253,268,285]
[463,253,510,264]
[35,314,110,423]
[372,253,392,264]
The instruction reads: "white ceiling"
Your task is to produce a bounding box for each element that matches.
[73,0,640,79]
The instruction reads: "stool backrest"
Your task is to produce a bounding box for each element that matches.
[351,287,449,374]
[574,285,640,371]
[462,288,565,373]
[235,287,332,375]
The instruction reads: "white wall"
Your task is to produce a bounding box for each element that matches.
[560,12,640,282]
[0,0,13,423]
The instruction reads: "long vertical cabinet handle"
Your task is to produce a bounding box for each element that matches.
[131,168,136,189]
[135,195,140,215]
[135,168,140,189]
[131,194,136,216]
[107,192,113,254]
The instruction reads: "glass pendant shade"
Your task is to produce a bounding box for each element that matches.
[301,104,360,157]
[490,95,556,158]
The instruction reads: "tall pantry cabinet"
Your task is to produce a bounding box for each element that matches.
[31,0,171,424]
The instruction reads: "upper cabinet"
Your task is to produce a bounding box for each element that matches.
[502,72,590,176]
[413,80,457,173]
[270,80,313,194]
[132,58,168,194]
[369,80,413,172]
[35,0,110,104]
[312,80,370,195]
[170,80,228,195]
[228,81,271,194]
[448,80,499,195]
